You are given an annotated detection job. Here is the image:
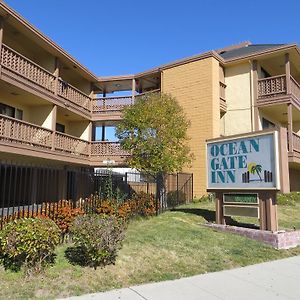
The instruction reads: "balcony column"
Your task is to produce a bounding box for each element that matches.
[287,103,293,153]
[51,105,57,150]
[132,78,136,104]
[89,83,94,113]
[88,121,93,156]
[0,17,4,74]
[103,89,106,111]
[285,53,291,94]
[54,57,60,96]
[101,124,105,141]
[252,60,259,131]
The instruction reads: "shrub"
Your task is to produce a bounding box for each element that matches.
[129,192,156,217]
[117,202,131,220]
[192,194,213,203]
[0,218,60,274]
[96,200,117,216]
[167,190,186,208]
[44,200,84,234]
[69,215,125,269]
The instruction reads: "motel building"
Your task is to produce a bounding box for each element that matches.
[0,1,299,206]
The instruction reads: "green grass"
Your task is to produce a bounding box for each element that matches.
[1,201,300,299]
[196,199,300,230]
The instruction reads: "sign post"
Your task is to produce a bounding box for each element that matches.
[206,130,280,231]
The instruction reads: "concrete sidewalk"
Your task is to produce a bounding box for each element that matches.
[65,256,300,300]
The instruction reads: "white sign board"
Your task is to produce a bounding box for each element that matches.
[206,131,280,190]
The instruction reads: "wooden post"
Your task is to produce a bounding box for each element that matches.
[51,105,57,150]
[259,191,278,231]
[252,60,259,131]
[287,103,293,154]
[132,78,136,104]
[54,57,59,95]
[285,53,291,94]
[265,191,278,232]
[215,192,225,225]
[0,17,4,74]
[103,89,106,111]
[278,127,290,193]
[88,121,92,156]
[89,84,94,114]
[259,195,267,230]
[101,124,105,141]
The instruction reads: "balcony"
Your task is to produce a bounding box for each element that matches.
[257,75,300,108]
[0,44,92,117]
[91,90,161,121]
[289,131,300,164]
[0,43,161,120]
[0,114,129,166]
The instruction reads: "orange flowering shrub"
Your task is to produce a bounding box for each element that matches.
[45,201,84,234]
[117,202,131,220]
[96,200,116,216]
[128,192,156,217]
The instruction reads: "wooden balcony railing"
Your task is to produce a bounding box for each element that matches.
[292,131,300,154]
[258,74,300,99]
[290,77,300,100]
[55,132,90,157]
[1,44,56,93]
[0,114,53,149]
[92,89,161,114]
[91,141,129,157]
[57,79,91,111]
[257,75,286,99]
[219,82,227,112]
[0,44,161,117]
[1,44,91,112]
[92,96,133,113]
[0,114,129,162]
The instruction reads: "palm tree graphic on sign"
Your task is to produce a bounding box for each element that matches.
[248,163,262,182]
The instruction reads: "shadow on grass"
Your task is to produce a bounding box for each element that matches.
[171,207,259,229]
[65,246,89,267]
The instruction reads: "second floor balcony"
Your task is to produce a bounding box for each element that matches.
[0,43,162,120]
[0,114,130,166]
[257,75,300,108]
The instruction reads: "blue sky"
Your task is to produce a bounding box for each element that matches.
[4,0,300,77]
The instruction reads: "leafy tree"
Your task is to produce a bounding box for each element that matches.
[116,92,193,177]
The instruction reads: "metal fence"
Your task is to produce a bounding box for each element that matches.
[0,162,193,228]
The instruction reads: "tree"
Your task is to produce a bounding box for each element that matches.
[116,92,193,177]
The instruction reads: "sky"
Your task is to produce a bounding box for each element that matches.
[4,0,300,77]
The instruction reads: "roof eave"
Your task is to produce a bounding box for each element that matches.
[223,44,299,64]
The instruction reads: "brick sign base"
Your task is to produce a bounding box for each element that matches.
[205,223,300,249]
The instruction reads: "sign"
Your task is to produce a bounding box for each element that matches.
[223,205,259,218]
[223,193,259,218]
[207,131,280,190]
[223,193,258,204]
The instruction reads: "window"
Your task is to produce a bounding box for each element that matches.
[0,103,15,118]
[0,103,23,120]
[56,123,65,133]
[15,109,23,120]
[262,118,275,129]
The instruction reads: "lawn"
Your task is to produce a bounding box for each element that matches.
[1,201,300,299]
[197,199,300,230]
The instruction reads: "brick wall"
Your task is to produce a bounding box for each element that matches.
[162,57,220,197]
[206,223,300,249]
